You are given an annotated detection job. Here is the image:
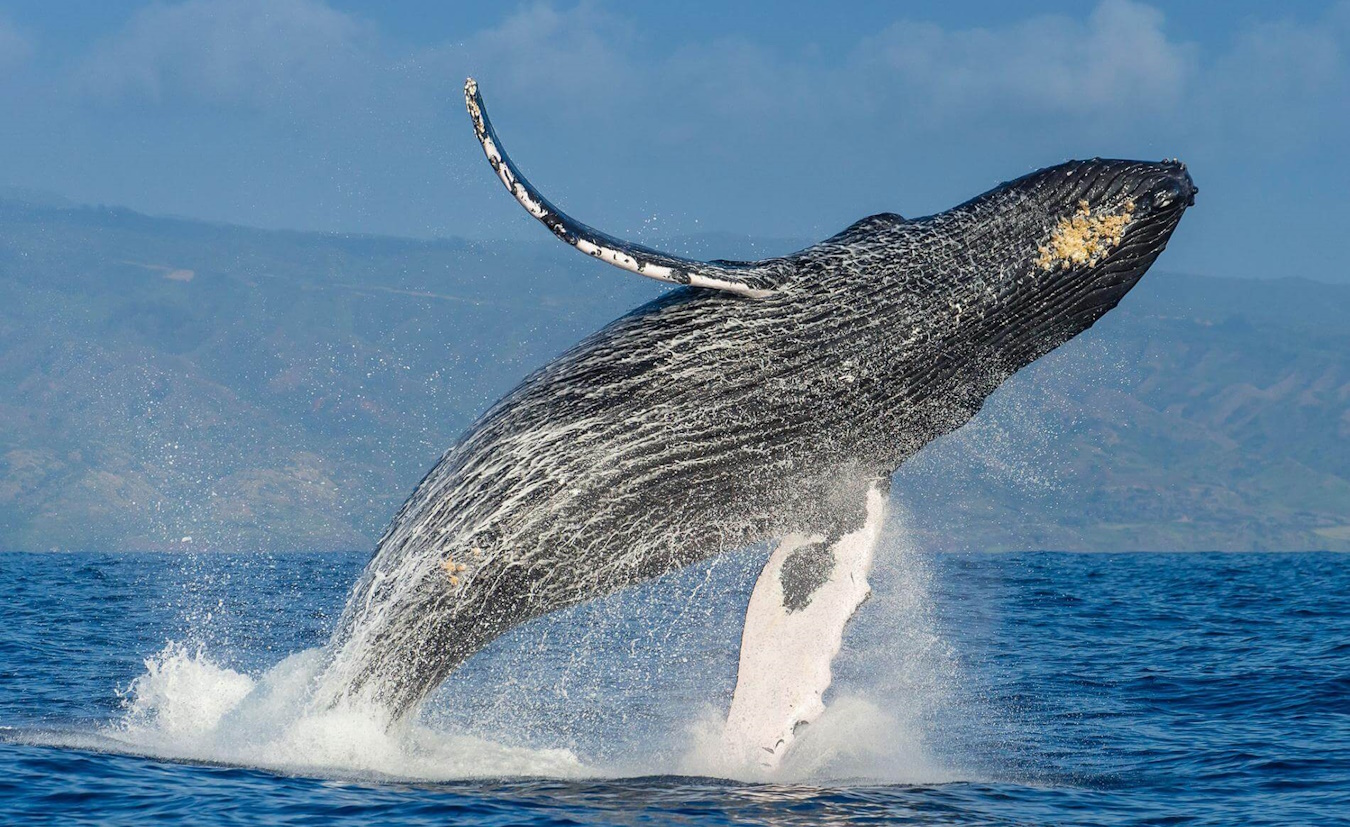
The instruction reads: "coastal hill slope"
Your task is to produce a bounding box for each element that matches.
[0,195,1345,551]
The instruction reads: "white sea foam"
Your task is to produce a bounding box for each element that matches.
[102,644,589,781]
[680,694,955,784]
[66,512,958,785]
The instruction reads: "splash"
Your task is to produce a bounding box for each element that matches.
[677,505,959,784]
[103,644,588,781]
[78,512,958,785]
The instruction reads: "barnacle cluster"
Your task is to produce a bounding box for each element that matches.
[441,556,468,586]
[1037,199,1135,272]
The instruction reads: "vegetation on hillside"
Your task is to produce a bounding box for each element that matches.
[1,197,1346,551]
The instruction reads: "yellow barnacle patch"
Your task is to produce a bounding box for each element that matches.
[440,557,466,583]
[1036,199,1135,272]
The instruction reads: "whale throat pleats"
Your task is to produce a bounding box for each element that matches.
[464,78,788,299]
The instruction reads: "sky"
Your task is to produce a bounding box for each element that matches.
[0,0,1347,282]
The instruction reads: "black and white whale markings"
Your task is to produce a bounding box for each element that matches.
[312,78,1195,767]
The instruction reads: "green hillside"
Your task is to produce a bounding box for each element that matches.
[1,196,1346,551]
[895,277,1350,550]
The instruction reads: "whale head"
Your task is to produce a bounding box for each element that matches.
[1019,158,1193,311]
[938,158,1196,369]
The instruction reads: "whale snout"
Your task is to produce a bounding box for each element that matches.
[1149,161,1197,210]
[1179,168,1198,206]
[1023,157,1195,328]
[1153,172,1196,210]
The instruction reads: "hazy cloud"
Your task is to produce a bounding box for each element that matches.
[852,0,1194,123]
[415,1,1198,143]
[77,0,377,109]
[64,0,1350,147]
[0,15,34,75]
[2,0,1349,281]
[432,0,1348,158]
[457,2,638,100]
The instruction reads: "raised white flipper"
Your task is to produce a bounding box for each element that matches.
[720,485,887,771]
[464,78,787,298]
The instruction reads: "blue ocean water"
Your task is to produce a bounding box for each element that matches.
[0,549,1346,825]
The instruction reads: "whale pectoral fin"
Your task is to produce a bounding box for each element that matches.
[464,78,787,299]
[719,485,888,772]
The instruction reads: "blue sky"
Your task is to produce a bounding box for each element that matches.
[0,1,1347,282]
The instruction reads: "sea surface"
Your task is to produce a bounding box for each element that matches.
[0,547,1346,825]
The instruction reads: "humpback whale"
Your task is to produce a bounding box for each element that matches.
[313,78,1195,768]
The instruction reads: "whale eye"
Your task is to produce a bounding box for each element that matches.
[1150,187,1177,210]
[1148,179,1190,212]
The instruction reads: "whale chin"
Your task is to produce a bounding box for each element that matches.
[1086,203,1188,313]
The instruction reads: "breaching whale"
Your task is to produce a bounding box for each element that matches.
[313,78,1195,769]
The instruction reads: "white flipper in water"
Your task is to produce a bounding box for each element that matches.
[720,485,887,771]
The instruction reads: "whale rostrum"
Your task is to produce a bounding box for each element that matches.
[312,77,1196,768]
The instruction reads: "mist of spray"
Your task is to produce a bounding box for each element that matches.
[89,510,960,784]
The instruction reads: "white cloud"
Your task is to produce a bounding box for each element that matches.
[5,0,1348,259]
[63,0,1348,149]
[397,0,646,135]
[424,0,1201,141]
[434,0,1350,159]
[77,0,377,109]
[460,2,636,97]
[851,0,1194,124]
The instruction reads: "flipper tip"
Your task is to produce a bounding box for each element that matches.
[464,78,485,128]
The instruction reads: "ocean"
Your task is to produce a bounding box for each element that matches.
[1,547,1346,825]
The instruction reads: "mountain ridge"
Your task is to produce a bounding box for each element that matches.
[1,196,1346,552]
